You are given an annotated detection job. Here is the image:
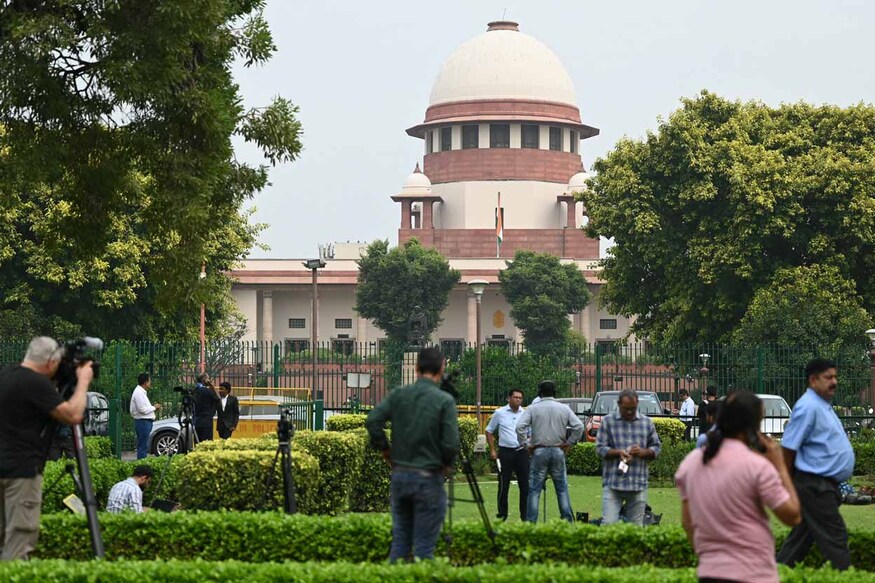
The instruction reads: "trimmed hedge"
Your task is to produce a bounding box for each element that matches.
[326,413,368,431]
[566,442,601,475]
[83,436,113,459]
[294,430,364,515]
[0,561,869,583]
[348,428,391,512]
[32,512,875,571]
[853,440,875,476]
[652,417,686,445]
[175,449,321,513]
[458,416,478,458]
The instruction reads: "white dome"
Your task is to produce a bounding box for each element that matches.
[400,163,432,196]
[567,169,591,192]
[429,22,578,107]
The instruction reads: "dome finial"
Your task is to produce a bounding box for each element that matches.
[414,162,422,174]
[487,20,519,32]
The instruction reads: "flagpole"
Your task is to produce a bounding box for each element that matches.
[496,192,501,259]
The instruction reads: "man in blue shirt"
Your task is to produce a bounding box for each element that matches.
[777,358,855,571]
[485,389,529,521]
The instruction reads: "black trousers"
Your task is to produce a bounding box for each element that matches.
[195,423,214,443]
[777,470,850,570]
[497,447,530,520]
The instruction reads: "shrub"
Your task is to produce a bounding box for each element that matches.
[567,442,601,475]
[652,418,686,445]
[175,449,320,513]
[84,436,114,459]
[458,416,479,458]
[854,441,875,476]
[294,430,365,515]
[195,437,276,452]
[326,413,368,431]
[347,428,391,512]
[650,442,697,484]
[31,512,875,571]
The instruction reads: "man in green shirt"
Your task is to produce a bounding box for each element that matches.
[366,347,459,561]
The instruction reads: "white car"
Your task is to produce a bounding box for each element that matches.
[757,394,792,435]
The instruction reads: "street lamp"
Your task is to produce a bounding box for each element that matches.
[199,264,207,374]
[304,259,327,400]
[866,329,875,408]
[698,352,710,399]
[468,279,488,426]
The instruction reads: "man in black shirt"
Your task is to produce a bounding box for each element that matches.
[216,382,240,439]
[193,373,221,442]
[0,337,93,560]
[698,386,718,436]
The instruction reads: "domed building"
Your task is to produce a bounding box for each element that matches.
[231,21,633,392]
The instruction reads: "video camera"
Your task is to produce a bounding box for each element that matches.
[173,385,195,397]
[277,406,295,443]
[55,337,103,397]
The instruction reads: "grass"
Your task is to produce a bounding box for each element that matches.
[447,474,875,530]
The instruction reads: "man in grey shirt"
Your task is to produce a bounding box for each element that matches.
[516,380,584,522]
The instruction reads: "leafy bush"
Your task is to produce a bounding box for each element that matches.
[326,413,368,431]
[32,512,875,571]
[195,437,276,452]
[458,416,479,458]
[567,442,601,475]
[84,436,114,459]
[175,450,320,513]
[650,442,697,484]
[652,417,686,445]
[347,428,390,512]
[854,441,875,477]
[294,430,365,515]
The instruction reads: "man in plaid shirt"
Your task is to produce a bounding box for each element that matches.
[106,466,153,513]
[596,389,661,525]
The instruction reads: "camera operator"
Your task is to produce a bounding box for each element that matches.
[193,373,221,442]
[0,337,93,560]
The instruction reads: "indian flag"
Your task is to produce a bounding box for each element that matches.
[495,192,504,258]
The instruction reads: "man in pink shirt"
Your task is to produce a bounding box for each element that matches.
[675,392,800,583]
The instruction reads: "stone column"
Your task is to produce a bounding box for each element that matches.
[262,290,274,343]
[356,315,368,345]
[467,292,477,344]
[566,200,577,229]
[422,200,434,229]
[400,199,412,229]
[579,303,593,343]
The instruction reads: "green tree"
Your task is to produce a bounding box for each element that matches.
[0,1,302,339]
[579,91,875,344]
[498,250,591,356]
[354,238,460,347]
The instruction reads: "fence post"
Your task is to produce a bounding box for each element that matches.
[756,346,765,394]
[314,400,324,430]
[273,343,280,388]
[112,343,123,458]
[594,342,602,393]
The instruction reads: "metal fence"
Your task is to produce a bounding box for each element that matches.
[0,339,872,453]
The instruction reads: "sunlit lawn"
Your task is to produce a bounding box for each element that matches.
[447,475,875,530]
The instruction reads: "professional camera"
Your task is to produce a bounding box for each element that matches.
[277,406,295,443]
[173,385,195,396]
[54,337,102,398]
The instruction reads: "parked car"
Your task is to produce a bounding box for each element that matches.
[756,394,791,435]
[84,391,109,436]
[149,396,308,456]
[584,390,668,442]
[555,397,593,424]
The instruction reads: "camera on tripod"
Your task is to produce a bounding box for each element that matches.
[54,337,103,397]
[277,406,295,442]
[173,385,194,396]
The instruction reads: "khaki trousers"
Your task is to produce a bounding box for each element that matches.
[0,475,44,560]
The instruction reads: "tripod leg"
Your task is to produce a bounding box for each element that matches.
[280,442,296,514]
[71,423,105,558]
[260,447,282,510]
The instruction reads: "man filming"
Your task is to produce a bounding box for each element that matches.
[0,337,93,560]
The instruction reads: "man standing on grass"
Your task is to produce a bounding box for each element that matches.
[485,388,529,522]
[777,358,855,570]
[365,347,459,562]
[130,373,161,459]
[596,389,661,526]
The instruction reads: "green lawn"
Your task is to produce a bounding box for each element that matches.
[447,475,875,530]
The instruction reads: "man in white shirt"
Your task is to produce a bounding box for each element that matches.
[677,388,697,441]
[130,373,161,459]
[485,389,529,521]
[106,466,153,513]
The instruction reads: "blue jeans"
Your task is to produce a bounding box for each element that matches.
[602,487,647,525]
[526,447,573,522]
[389,470,447,561]
[134,419,153,459]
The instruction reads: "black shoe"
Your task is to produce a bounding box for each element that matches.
[495,514,507,521]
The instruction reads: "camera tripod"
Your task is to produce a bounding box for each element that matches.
[444,452,497,554]
[150,392,198,506]
[260,407,296,513]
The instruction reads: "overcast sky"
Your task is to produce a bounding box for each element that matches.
[232,0,875,259]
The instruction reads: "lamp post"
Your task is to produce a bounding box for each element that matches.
[866,329,875,409]
[698,352,710,400]
[199,264,206,374]
[468,279,488,425]
[304,259,327,400]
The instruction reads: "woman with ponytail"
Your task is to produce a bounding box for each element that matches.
[675,391,801,583]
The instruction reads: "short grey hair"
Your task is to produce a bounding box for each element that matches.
[617,389,638,403]
[24,336,63,364]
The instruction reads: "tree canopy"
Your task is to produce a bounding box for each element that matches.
[0,0,302,339]
[579,91,875,344]
[498,250,590,356]
[354,239,461,345]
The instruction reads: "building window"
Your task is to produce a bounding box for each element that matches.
[570,131,578,153]
[289,318,306,329]
[490,124,510,148]
[335,318,353,329]
[426,130,433,154]
[487,335,512,350]
[599,319,618,330]
[284,339,310,353]
[462,125,479,149]
[440,127,452,151]
[332,338,355,356]
[440,339,465,362]
[549,127,563,151]
[521,124,539,149]
[597,340,618,355]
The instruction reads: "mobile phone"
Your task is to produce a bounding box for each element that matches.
[747,429,766,453]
